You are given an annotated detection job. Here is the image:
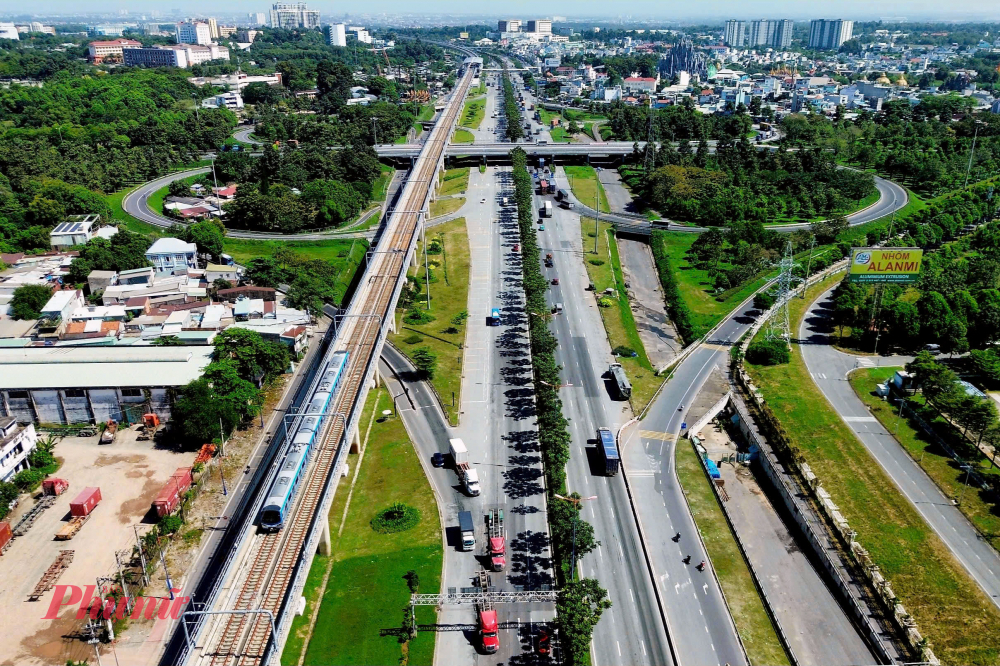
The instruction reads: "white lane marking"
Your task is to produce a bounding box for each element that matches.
[629,588,634,603]
[617,641,622,656]
[641,641,646,656]
[703,583,708,594]
[674,583,680,594]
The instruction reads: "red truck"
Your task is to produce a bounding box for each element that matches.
[476,570,499,653]
[486,508,506,571]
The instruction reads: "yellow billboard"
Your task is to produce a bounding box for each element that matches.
[848,247,923,284]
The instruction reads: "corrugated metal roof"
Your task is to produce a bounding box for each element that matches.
[0,346,213,389]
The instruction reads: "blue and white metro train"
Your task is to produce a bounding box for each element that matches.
[259,350,350,531]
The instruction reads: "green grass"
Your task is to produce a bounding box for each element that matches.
[651,232,770,337]
[416,103,435,122]
[850,367,1000,549]
[373,165,394,202]
[460,98,486,129]
[223,237,368,268]
[675,441,791,666]
[283,387,443,666]
[563,165,610,213]
[771,189,881,225]
[389,217,470,425]
[747,273,1000,666]
[549,126,572,143]
[452,129,474,144]
[438,167,470,197]
[581,218,662,412]
[429,197,464,219]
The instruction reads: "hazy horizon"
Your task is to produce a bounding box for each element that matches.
[3,0,1000,23]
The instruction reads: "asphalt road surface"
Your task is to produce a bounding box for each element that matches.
[800,288,1000,609]
[540,187,673,665]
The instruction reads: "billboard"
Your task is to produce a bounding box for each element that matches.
[848,248,923,284]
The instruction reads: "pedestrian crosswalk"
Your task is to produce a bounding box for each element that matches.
[639,430,676,442]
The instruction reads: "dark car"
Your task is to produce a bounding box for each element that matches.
[431,452,445,468]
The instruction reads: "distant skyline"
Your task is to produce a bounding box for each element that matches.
[4,0,1000,22]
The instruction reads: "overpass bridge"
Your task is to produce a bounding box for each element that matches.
[170,61,479,666]
[377,140,645,162]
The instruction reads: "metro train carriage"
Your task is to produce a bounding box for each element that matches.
[259,350,350,531]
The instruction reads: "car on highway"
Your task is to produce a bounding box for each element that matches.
[551,278,559,285]
[513,243,520,252]
[431,452,445,468]
[539,224,545,231]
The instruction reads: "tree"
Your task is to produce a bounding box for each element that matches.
[752,292,775,311]
[244,257,287,288]
[168,180,191,197]
[187,219,225,259]
[153,335,185,346]
[411,347,437,379]
[213,328,289,383]
[746,338,789,365]
[10,284,54,320]
[557,578,612,665]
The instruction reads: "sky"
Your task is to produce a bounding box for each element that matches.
[10,0,1000,21]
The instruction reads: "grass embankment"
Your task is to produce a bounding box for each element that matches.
[452,129,474,144]
[373,164,394,202]
[563,165,610,213]
[281,387,443,666]
[851,367,1000,549]
[438,167,470,197]
[429,197,464,219]
[221,237,366,267]
[675,442,791,666]
[105,188,166,237]
[460,98,486,129]
[581,218,661,412]
[747,273,1000,666]
[389,217,470,425]
[650,231,769,339]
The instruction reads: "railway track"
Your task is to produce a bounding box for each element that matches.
[190,63,477,666]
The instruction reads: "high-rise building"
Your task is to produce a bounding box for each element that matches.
[248,12,268,27]
[497,19,521,33]
[724,20,746,47]
[327,22,346,47]
[526,19,551,36]
[176,21,212,45]
[748,19,775,47]
[809,19,854,49]
[773,19,793,48]
[207,17,219,39]
[269,3,320,30]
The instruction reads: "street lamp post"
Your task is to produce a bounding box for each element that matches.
[554,494,597,580]
[372,116,379,146]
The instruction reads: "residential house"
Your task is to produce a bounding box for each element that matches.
[206,263,239,284]
[50,215,101,249]
[145,238,198,276]
[0,417,36,482]
[87,270,118,294]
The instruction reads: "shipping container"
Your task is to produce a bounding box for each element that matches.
[69,487,102,517]
[42,478,69,496]
[0,521,11,553]
[152,467,194,518]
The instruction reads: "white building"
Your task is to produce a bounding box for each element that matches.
[123,44,229,68]
[497,19,521,33]
[269,2,320,29]
[40,290,85,323]
[176,21,212,45]
[348,26,372,44]
[248,12,268,27]
[623,76,659,93]
[0,417,36,483]
[202,91,244,109]
[88,38,142,62]
[327,23,346,47]
[145,238,198,276]
[0,346,214,425]
[724,20,746,47]
[0,23,19,40]
[49,215,101,249]
[526,20,552,36]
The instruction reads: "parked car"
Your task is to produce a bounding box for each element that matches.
[432,452,445,468]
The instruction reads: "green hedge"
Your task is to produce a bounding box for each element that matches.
[649,230,698,344]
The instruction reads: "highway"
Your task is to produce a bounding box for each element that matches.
[175,61,478,666]
[541,185,673,665]
[800,288,1000,609]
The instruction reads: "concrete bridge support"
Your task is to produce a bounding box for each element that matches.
[318,522,332,555]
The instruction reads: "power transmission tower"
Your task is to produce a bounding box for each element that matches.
[643,101,656,175]
[764,241,802,347]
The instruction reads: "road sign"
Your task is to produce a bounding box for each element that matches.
[681,422,687,430]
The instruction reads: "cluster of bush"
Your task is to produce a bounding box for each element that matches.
[501,71,524,142]
[649,230,697,344]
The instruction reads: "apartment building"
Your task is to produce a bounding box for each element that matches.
[176,21,212,45]
[269,3,320,29]
[88,38,141,62]
[809,19,854,50]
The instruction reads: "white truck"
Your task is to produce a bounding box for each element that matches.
[540,200,552,218]
[449,438,481,496]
